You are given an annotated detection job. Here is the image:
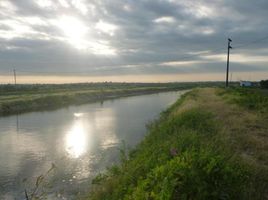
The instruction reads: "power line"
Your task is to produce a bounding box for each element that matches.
[1,34,268,77]
[234,35,268,49]
[164,35,268,63]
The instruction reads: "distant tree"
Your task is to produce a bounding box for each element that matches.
[260,80,268,89]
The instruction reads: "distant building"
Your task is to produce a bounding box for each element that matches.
[240,81,252,87]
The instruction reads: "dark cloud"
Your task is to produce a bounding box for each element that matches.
[0,0,268,80]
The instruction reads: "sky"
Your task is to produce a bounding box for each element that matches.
[0,0,268,83]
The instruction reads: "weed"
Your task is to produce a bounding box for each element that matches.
[88,108,252,199]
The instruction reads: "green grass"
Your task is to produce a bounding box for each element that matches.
[83,88,268,200]
[217,87,268,114]
[0,82,225,116]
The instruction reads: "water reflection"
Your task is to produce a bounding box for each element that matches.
[65,119,88,158]
[73,112,84,118]
[16,114,19,133]
[0,91,185,199]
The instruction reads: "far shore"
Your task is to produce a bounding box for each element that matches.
[2,82,222,116]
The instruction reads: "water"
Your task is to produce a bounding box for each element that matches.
[0,91,185,199]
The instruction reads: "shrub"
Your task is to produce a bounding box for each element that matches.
[260,80,268,89]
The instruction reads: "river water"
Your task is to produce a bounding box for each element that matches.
[0,91,185,199]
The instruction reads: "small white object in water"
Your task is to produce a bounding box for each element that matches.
[74,113,83,117]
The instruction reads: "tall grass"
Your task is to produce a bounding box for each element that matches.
[217,87,268,113]
[86,93,254,200]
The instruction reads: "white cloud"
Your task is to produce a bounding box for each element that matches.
[50,16,117,55]
[20,16,47,26]
[52,15,89,49]
[0,0,268,80]
[182,2,216,19]
[161,60,203,66]
[0,0,17,12]
[202,53,268,63]
[200,27,215,35]
[95,21,118,36]
[0,19,33,39]
[35,0,54,9]
[154,16,176,24]
[58,0,70,8]
[123,4,132,12]
[71,0,88,15]
[88,40,117,55]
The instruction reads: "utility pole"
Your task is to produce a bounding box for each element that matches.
[226,38,232,87]
[13,69,17,85]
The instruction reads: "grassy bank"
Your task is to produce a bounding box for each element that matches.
[0,82,224,116]
[84,87,268,200]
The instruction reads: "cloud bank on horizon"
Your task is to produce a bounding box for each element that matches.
[0,0,268,82]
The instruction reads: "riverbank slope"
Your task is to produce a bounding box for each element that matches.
[86,87,268,200]
[0,82,224,116]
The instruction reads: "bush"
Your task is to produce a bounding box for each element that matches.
[260,80,268,89]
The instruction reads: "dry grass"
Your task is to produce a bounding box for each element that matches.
[86,87,268,200]
[185,88,268,168]
[173,88,268,197]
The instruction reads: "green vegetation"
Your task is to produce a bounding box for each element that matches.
[24,163,56,200]
[84,87,268,200]
[260,80,268,89]
[0,82,224,116]
[217,87,268,113]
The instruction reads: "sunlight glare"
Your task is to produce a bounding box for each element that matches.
[56,16,89,50]
[54,16,117,55]
[74,113,84,117]
[65,121,88,158]
[95,20,117,36]
[36,0,53,8]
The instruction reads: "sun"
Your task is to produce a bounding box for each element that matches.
[53,15,117,55]
[56,15,89,50]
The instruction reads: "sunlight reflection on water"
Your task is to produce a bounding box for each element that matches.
[0,91,185,199]
[65,120,88,158]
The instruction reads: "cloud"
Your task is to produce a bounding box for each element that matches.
[154,16,176,24]
[0,0,268,82]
